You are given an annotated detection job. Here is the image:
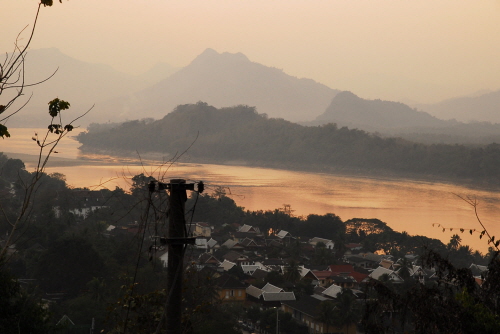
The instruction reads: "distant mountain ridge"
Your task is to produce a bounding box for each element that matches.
[416,90,500,123]
[315,91,448,129]
[98,48,340,123]
[6,48,178,127]
[310,91,500,144]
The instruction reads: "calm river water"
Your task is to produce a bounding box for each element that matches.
[4,128,500,252]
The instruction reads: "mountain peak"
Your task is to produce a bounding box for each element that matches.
[199,48,219,57]
[190,48,250,66]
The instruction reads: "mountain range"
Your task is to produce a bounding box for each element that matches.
[6,47,500,144]
[96,48,339,124]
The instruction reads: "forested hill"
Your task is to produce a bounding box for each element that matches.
[77,102,500,184]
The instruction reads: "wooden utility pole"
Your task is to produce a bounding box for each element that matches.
[166,179,187,334]
[150,179,201,334]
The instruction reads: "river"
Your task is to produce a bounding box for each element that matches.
[3,127,500,252]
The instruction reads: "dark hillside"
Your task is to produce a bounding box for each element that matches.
[77,102,500,184]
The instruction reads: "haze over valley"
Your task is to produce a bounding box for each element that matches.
[4,2,500,332]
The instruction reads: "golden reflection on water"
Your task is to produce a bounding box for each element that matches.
[4,128,500,253]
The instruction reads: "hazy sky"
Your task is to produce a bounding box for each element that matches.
[4,0,500,104]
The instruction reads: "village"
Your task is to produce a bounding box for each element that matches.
[149,220,486,334]
[1,177,495,334]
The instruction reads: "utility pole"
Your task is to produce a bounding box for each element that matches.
[166,179,187,334]
[149,179,203,334]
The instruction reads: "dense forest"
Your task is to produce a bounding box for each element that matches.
[77,102,500,185]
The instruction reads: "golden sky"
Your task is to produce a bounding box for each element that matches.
[4,0,500,104]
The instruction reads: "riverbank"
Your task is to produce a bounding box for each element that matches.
[76,146,500,194]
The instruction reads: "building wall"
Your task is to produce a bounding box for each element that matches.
[218,288,246,302]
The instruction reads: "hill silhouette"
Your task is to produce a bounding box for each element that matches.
[417,90,500,123]
[310,91,500,144]
[77,102,500,185]
[315,91,447,129]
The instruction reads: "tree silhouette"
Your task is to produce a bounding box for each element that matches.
[448,234,462,251]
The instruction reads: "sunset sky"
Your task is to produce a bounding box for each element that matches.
[4,0,500,104]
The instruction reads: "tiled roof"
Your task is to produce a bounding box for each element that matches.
[323,284,342,298]
[276,230,291,238]
[207,238,218,248]
[312,270,333,280]
[369,266,402,281]
[246,285,263,299]
[219,260,236,271]
[261,283,283,293]
[239,224,260,233]
[221,239,239,249]
[223,250,247,262]
[198,253,220,264]
[310,237,332,244]
[240,238,259,247]
[241,265,260,275]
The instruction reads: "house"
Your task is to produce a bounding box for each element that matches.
[195,238,208,250]
[221,239,245,251]
[469,263,488,277]
[369,267,403,282]
[311,270,333,287]
[198,253,221,266]
[238,224,261,234]
[207,238,219,253]
[379,259,394,270]
[187,222,212,237]
[300,267,319,283]
[344,243,363,254]
[276,230,291,239]
[330,275,358,289]
[309,237,335,250]
[328,264,369,284]
[223,251,251,266]
[241,265,261,275]
[239,238,262,250]
[67,190,107,218]
[261,282,283,293]
[216,274,247,302]
[262,258,285,272]
[158,251,169,267]
[246,283,295,307]
[407,265,435,283]
[344,254,379,269]
[322,283,343,299]
[219,259,236,271]
[261,292,296,307]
